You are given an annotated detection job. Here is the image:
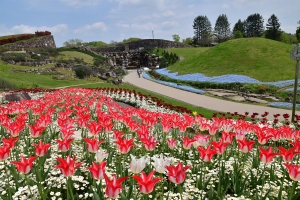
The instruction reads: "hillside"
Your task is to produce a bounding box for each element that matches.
[168,38,296,82]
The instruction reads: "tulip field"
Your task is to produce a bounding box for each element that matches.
[1,87,300,200]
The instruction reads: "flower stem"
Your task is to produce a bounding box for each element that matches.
[67,177,74,200]
[4,161,12,200]
[25,174,33,198]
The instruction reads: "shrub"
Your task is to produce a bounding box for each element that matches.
[0,78,19,90]
[74,65,92,79]
[1,53,28,62]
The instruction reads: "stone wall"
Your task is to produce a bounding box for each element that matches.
[94,39,191,53]
[0,35,56,50]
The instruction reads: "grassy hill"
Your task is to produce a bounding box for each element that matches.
[168,38,296,82]
[57,51,94,64]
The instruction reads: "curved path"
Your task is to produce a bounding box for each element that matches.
[123,71,300,121]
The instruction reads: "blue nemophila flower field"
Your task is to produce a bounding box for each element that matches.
[268,102,300,108]
[143,72,206,94]
[156,69,299,88]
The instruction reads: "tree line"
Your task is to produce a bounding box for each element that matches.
[174,14,299,46]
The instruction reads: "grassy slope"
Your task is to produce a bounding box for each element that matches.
[57,51,94,64]
[168,38,296,82]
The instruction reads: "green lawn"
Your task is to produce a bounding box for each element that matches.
[168,38,296,82]
[57,51,94,64]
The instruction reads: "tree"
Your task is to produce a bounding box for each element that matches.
[122,38,141,43]
[182,37,193,45]
[74,65,92,79]
[265,14,281,41]
[63,38,83,47]
[233,19,245,38]
[296,20,300,42]
[244,13,264,37]
[193,15,212,46]
[172,34,180,42]
[214,14,231,42]
[234,30,243,39]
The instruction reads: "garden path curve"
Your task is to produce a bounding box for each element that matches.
[123,71,300,121]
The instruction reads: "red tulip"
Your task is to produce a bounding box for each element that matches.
[165,161,191,184]
[2,136,19,149]
[33,140,51,157]
[104,173,128,198]
[11,155,37,174]
[237,138,255,153]
[56,137,74,152]
[167,139,177,150]
[278,147,299,163]
[283,163,300,181]
[193,134,211,148]
[83,138,105,153]
[87,161,106,180]
[197,145,218,162]
[141,136,158,151]
[4,121,25,137]
[259,147,278,164]
[161,120,173,133]
[211,140,230,155]
[87,121,102,136]
[115,138,135,154]
[221,132,235,144]
[54,155,82,177]
[28,123,46,138]
[255,128,273,145]
[132,171,162,194]
[180,136,195,150]
[0,146,10,161]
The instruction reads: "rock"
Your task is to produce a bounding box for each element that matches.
[246,97,268,104]
[225,96,246,102]
[3,92,31,102]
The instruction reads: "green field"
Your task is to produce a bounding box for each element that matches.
[57,51,94,64]
[168,38,296,82]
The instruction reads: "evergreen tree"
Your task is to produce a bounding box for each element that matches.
[244,13,264,37]
[214,14,231,42]
[296,20,300,42]
[265,14,281,40]
[193,15,212,46]
[233,19,245,38]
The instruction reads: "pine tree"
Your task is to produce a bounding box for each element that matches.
[296,20,300,42]
[214,14,231,42]
[244,13,264,37]
[233,19,245,38]
[193,15,212,46]
[265,14,281,41]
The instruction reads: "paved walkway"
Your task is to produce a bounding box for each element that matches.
[123,71,300,121]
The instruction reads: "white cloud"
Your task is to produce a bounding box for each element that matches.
[222,4,230,9]
[0,24,68,36]
[117,23,130,28]
[61,0,101,7]
[74,22,108,34]
[233,0,267,8]
[112,0,172,12]
[131,22,158,31]
[161,21,179,28]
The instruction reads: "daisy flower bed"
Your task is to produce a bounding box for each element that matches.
[0,88,300,200]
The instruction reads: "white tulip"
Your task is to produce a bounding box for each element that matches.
[95,148,109,162]
[151,153,171,174]
[129,154,149,174]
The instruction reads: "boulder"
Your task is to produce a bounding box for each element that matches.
[3,92,31,102]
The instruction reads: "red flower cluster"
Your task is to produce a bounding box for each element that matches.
[0,31,51,45]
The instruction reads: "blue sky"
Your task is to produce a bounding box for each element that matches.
[1,0,299,47]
